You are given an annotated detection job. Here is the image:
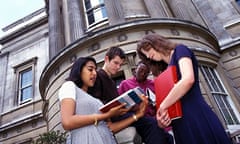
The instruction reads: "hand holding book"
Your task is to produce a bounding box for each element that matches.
[134,94,148,119]
[99,87,145,113]
[105,102,131,117]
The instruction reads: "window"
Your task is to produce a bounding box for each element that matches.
[14,57,37,105]
[19,68,33,103]
[199,65,240,125]
[237,0,240,5]
[84,0,107,26]
[112,71,125,89]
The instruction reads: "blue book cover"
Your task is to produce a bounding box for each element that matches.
[99,86,144,112]
[128,90,142,104]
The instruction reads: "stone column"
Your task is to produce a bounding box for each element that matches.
[0,52,8,113]
[68,0,84,42]
[166,0,192,20]
[104,0,125,25]
[143,0,167,18]
[192,0,232,46]
[48,0,65,59]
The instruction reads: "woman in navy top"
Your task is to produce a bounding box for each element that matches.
[137,33,232,144]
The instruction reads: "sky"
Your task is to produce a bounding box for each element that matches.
[0,0,45,38]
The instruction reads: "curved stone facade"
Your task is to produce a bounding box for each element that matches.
[39,0,240,142]
[2,0,240,143]
[39,19,220,132]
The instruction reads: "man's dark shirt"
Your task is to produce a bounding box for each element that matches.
[88,69,119,104]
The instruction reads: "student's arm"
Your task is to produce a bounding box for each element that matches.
[60,99,128,130]
[157,57,194,128]
[160,57,194,112]
[107,95,148,133]
[59,81,112,130]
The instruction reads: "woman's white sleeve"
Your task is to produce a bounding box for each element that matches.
[58,81,76,101]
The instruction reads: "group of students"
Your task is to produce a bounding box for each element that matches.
[59,33,233,144]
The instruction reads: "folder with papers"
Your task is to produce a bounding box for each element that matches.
[154,65,182,120]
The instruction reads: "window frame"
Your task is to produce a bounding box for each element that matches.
[199,64,240,131]
[13,57,37,105]
[83,0,108,28]
[112,70,125,89]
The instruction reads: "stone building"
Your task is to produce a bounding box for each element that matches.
[1,0,240,143]
[0,8,49,143]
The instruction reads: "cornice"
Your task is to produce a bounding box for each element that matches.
[0,16,48,45]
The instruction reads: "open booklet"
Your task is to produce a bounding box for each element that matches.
[99,87,144,113]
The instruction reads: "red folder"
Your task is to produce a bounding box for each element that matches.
[154,65,182,120]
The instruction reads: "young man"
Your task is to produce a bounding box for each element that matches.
[89,46,173,144]
[118,61,156,117]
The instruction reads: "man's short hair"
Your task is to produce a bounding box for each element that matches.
[105,46,126,61]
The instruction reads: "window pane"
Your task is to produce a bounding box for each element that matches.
[211,68,225,92]
[200,66,212,90]
[87,10,95,25]
[21,69,32,87]
[85,0,91,9]
[94,7,106,22]
[91,0,102,7]
[19,68,33,103]
[84,0,107,25]
[100,6,107,18]
[21,86,32,101]
[213,93,234,124]
[200,65,239,125]
[112,71,125,88]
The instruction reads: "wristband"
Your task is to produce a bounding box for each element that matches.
[132,114,138,121]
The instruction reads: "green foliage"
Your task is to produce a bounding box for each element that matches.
[31,130,67,144]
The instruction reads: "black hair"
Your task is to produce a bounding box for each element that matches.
[67,56,97,88]
[105,46,126,60]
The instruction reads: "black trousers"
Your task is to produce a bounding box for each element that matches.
[112,112,174,144]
